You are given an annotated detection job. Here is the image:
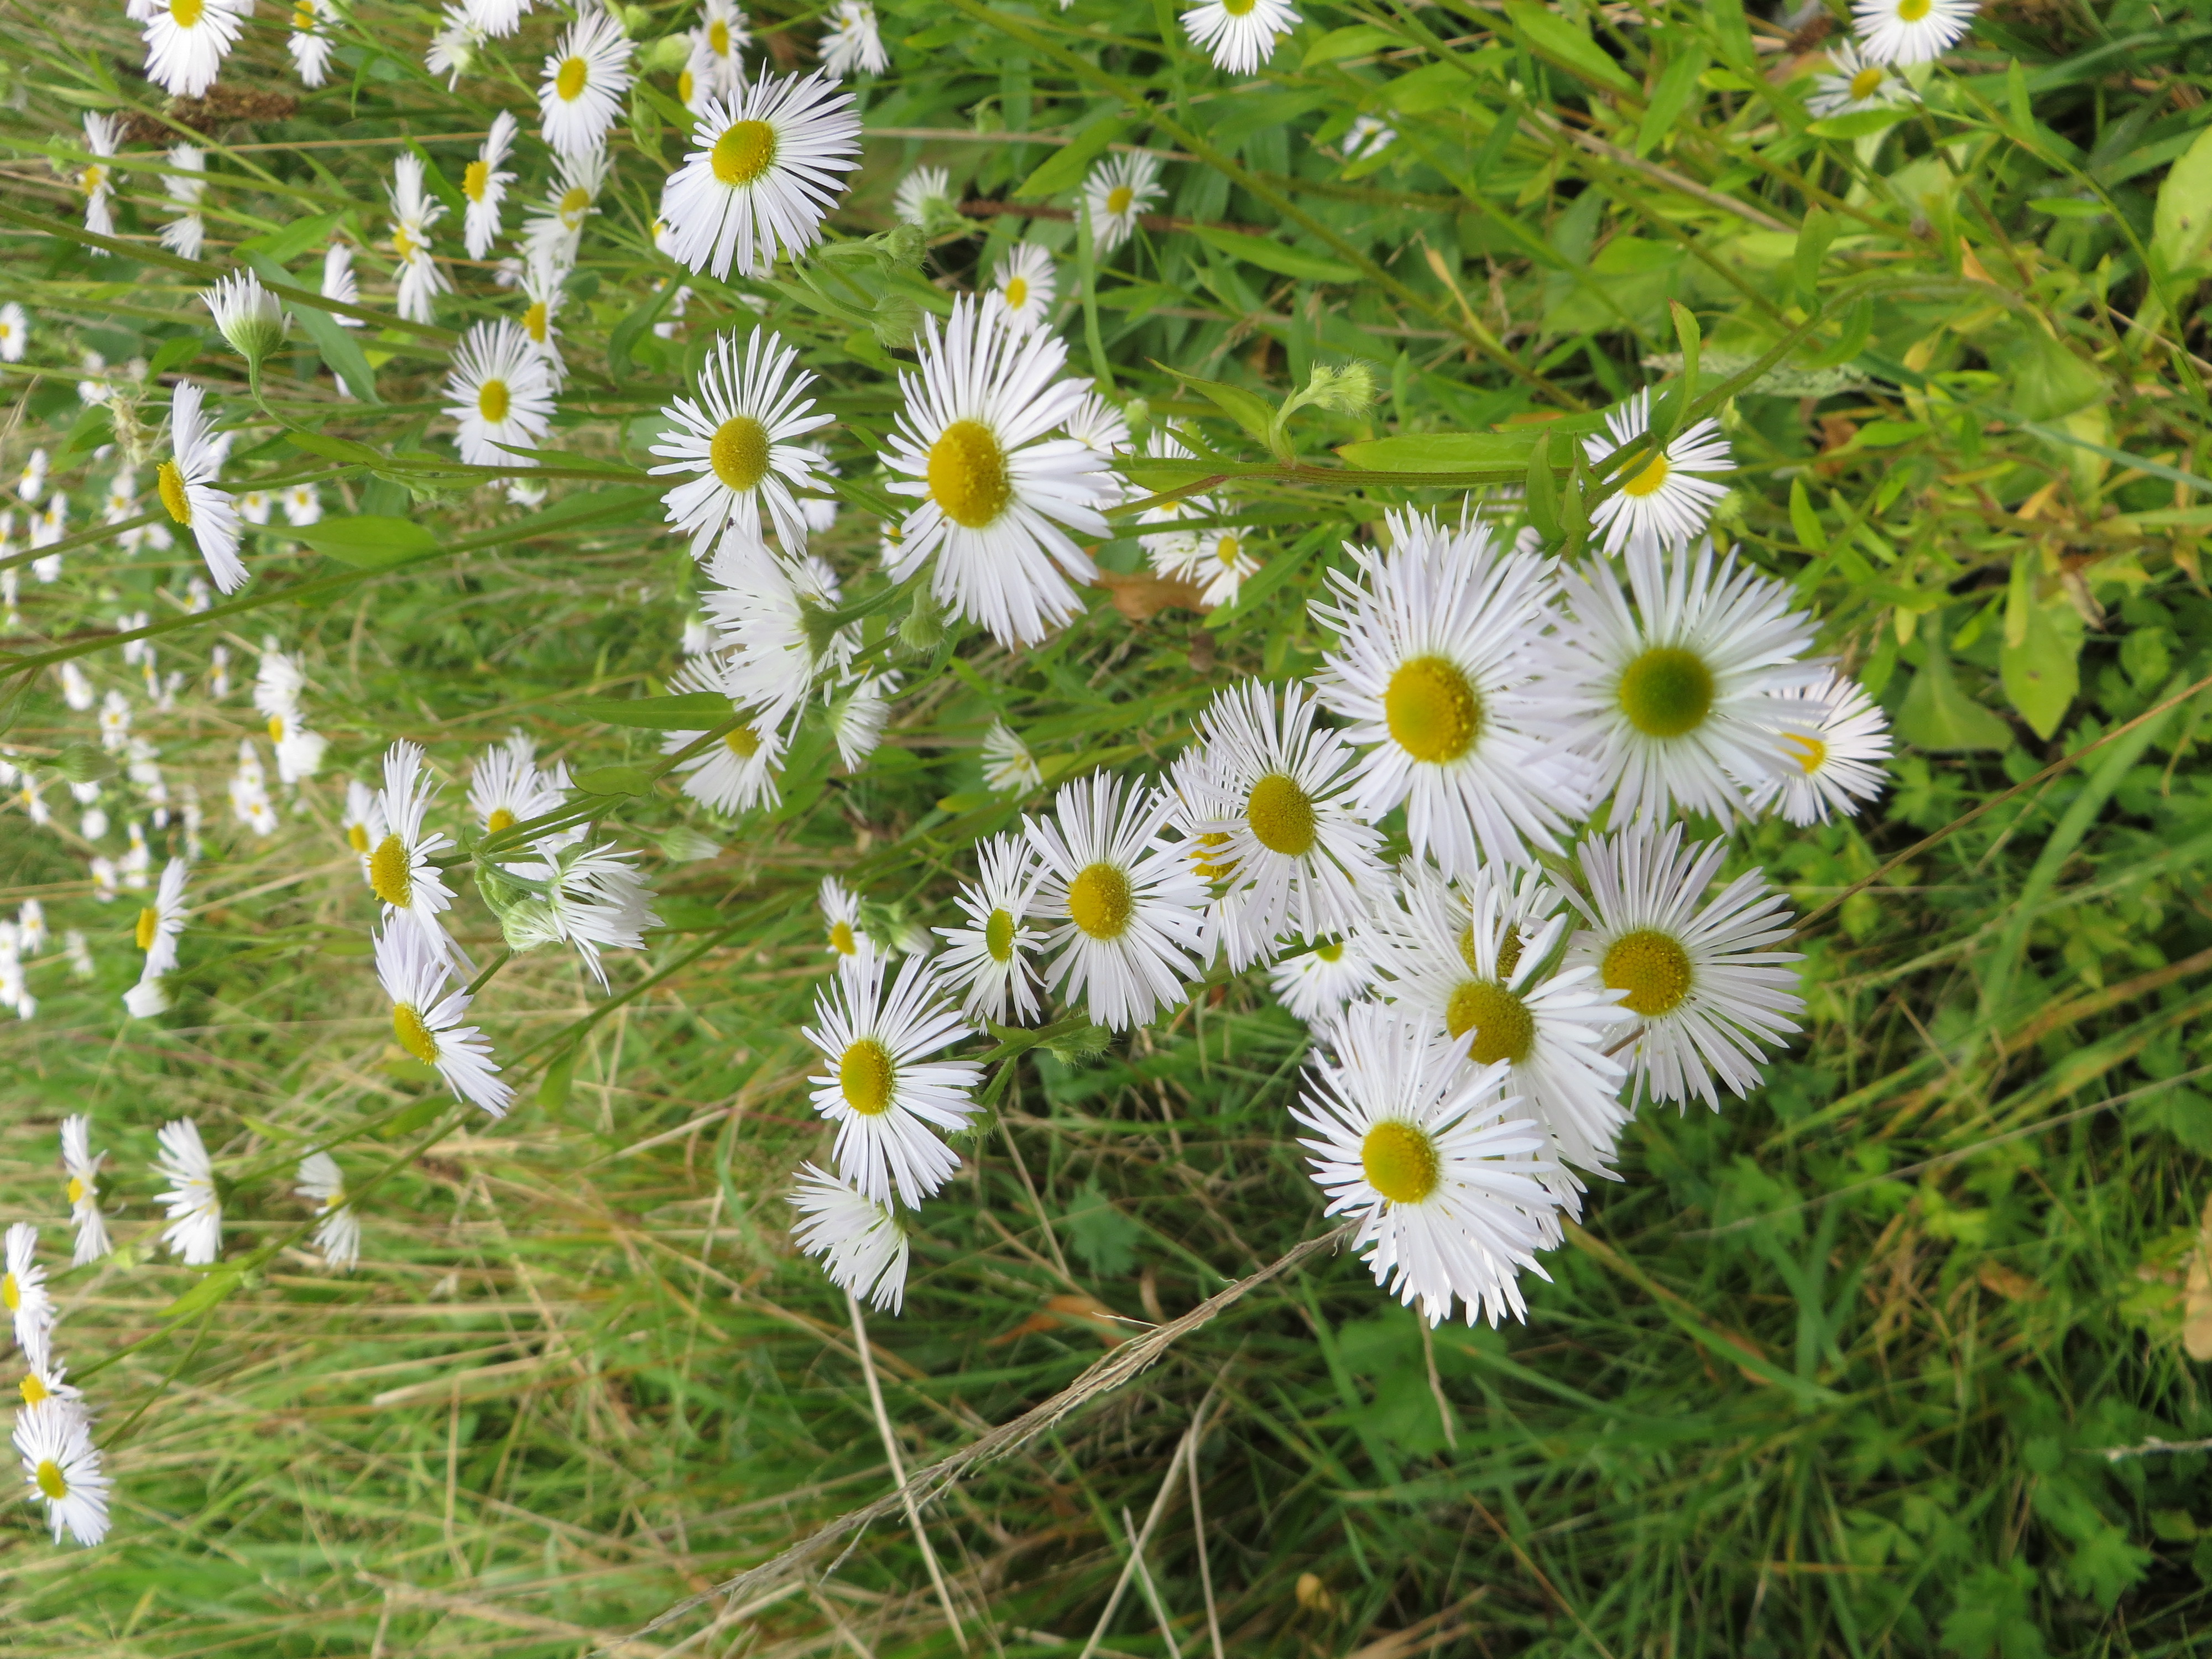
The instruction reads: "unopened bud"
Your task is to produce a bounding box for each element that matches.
[1302,361,1378,418]
[896,585,946,654]
[200,272,286,371]
[645,33,690,71]
[56,742,116,784]
[872,291,920,350]
[1044,1023,1113,1066]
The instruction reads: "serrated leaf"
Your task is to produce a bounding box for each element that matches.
[569,692,734,731]
[296,515,436,567]
[1015,114,1129,199]
[1187,225,1358,283]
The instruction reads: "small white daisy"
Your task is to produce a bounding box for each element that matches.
[158,144,207,262]
[805,943,981,1207]
[133,857,189,980]
[491,839,660,987]
[464,0,533,38]
[427,2,487,85]
[830,671,899,770]
[18,901,45,956]
[296,1151,360,1271]
[154,1117,223,1265]
[143,0,246,97]
[1546,539,1820,825]
[692,0,751,98]
[1566,821,1804,1110]
[980,719,1044,794]
[701,541,854,733]
[1267,928,1379,1024]
[157,382,246,594]
[1852,0,1976,64]
[1062,391,1133,458]
[1026,771,1208,1031]
[60,1117,109,1268]
[201,270,287,373]
[321,242,363,326]
[3,1223,55,1364]
[821,874,869,958]
[1181,0,1299,75]
[1293,1000,1561,1327]
[935,831,1045,1025]
[1340,114,1395,161]
[367,740,459,947]
[819,0,888,77]
[659,73,863,281]
[650,328,834,558]
[282,481,322,527]
[14,1401,110,1547]
[518,260,567,385]
[659,659,785,817]
[521,146,611,273]
[540,8,637,158]
[985,242,1056,336]
[1583,389,1733,557]
[444,320,557,471]
[1156,523,1260,608]
[1082,152,1161,255]
[375,923,513,1116]
[289,0,336,86]
[893,165,954,228]
[881,297,1113,648]
[388,154,451,325]
[1808,40,1920,116]
[0,302,26,363]
[468,737,563,838]
[1742,670,1893,825]
[790,1163,911,1312]
[462,109,519,259]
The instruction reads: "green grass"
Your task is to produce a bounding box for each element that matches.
[6,0,2212,1653]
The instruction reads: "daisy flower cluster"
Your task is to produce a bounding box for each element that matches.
[7,1126,112,1548]
[1812,0,1982,115]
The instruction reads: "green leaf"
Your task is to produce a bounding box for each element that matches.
[1171,369,1277,447]
[1338,430,1543,472]
[1705,0,1756,69]
[1636,48,1708,157]
[236,210,342,267]
[2011,331,2104,422]
[1502,1,1639,95]
[64,402,113,457]
[570,764,656,797]
[375,1094,447,1135]
[538,1049,578,1110]
[1788,477,1827,550]
[2000,593,2084,740]
[568,692,735,731]
[406,140,467,220]
[1525,430,1561,540]
[1015,114,1129,199]
[296,515,437,568]
[608,281,677,382]
[1807,108,1914,139]
[1794,204,1836,309]
[285,293,382,404]
[284,430,385,466]
[160,1265,244,1321]
[1188,225,1358,283]
[1303,23,1398,65]
[1896,639,2013,752]
[2029,196,2106,220]
[148,332,204,377]
[1063,1177,1141,1276]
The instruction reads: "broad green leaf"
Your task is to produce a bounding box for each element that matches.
[1384,61,1468,116]
[406,140,466,219]
[375,1093,446,1133]
[1794,204,1836,309]
[1015,114,1129,199]
[1789,477,1827,550]
[1503,1,1639,95]
[1895,642,2012,752]
[1303,23,1398,65]
[1188,225,1358,283]
[148,332,204,377]
[2000,594,2084,739]
[1173,370,1276,446]
[570,764,656,797]
[296,515,436,567]
[1338,430,1543,472]
[568,692,735,731]
[2153,123,2212,273]
[1525,430,1561,539]
[286,294,382,404]
[1636,48,1708,157]
[537,1049,577,1110]
[236,210,342,267]
[2030,196,2107,220]
[2011,330,2104,421]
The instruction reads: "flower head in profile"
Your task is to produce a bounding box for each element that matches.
[1341,114,1395,162]
[821,875,869,959]
[3,1224,55,1365]
[296,1151,361,1271]
[936,832,1045,1025]
[1082,152,1161,255]
[489,839,660,988]
[61,1117,110,1267]
[522,147,611,273]
[134,857,190,980]
[321,243,363,326]
[981,719,1044,795]
[539,8,637,156]
[820,0,888,77]
[154,1117,223,1265]
[1743,670,1892,825]
[1808,40,1919,116]
[1268,928,1379,1024]
[388,154,451,324]
[659,72,862,281]
[1583,389,1733,558]
[158,382,245,594]
[1852,0,1976,64]
[368,740,459,948]
[893,166,957,230]
[444,319,557,471]
[651,328,835,558]
[14,1401,110,1546]
[201,272,287,379]
[427,3,488,85]
[1181,0,1300,76]
[791,1163,911,1312]
[143,0,246,98]
[987,243,1056,336]
[462,110,520,259]
[374,924,514,1116]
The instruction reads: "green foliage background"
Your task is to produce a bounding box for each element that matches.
[4,0,2212,1653]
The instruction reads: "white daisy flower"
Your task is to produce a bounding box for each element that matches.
[1808,39,1919,116]
[1026,771,1208,1031]
[61,1117,109,1268]
[64,932,95,980]
[518,260,567,385]
[0,302,26,363]
[1294,1000,1561,1327]
[464,0,533,38]
[521,146,611,273]
[1156,523,1260,608]
[296,1151,360,1271]
[154,1117,222,1265]
[880,297,1113,648]
[540,9,637,158]
[659,73,863,281]
[444,320,556,471]
[986,242,1056,336]
[282,481,322,527]
[133,857,189,980]
[691,0,752,98]
[17,1352,82,1415]
[1852,0,1976,64]
[1547,539,1820,825]
[1062,390,1132,457]
[819,0,888,77]
[341,777,385,884]
[821,874,869,958]
[462,109,519,259]
[3,1223,55,1364]
[427,2,487,85]
[321,242,363,326]
[935,831,1045,1025]
[1082,152,1161,255]
[18,901,45,956]
[893,165,954,228]
[804,943,981,1207]
[1267,928,1379,1024]
[1566,821,1804,1110]
[1181,0,1299,75]
[1341,113,1395,161]
[1171,680,1387,971]
[14,1401,110,1547]
[237,488,274,528]
[830,671,899,770]
[143,0,246,98]
[367,740,459,947]
[1742,670,1893,825]
[980,719,1044,794]
[704,542,855,733]
[1311,505,1588,879]
[492,840,660,987]
[97,690,131,753]
[388,154,450,325]
[159,144,207,262]
[790,1163,910,1313]
[156,382,246,594]
[650,328,834,559]
[659,659,785,817]
[201,271,287,375]
[469,737,563,838]
[375,924,514,1116]
[1583,389,1733,557]
[289,0,337,86]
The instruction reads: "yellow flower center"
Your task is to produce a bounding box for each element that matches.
[293,1,315,28]
[462,159,489,202]
[712,119,779,186]
[1616,646,1714,739]
[156,459,192,525]
[1385,655,1481,764]
[1444,979,1536,1067]
[393,226,419,263]
[1,1275,17,1312]
[35,1459,65,1501]
[268,713,286,742]
[1849,65,1885,99]
[709,415,771,491]
[1188,830,1238,884]
[1360,1120,1439,1204]
[725,725,761,758]
[20,1372,48,1407]
[172,0,204,24]
[524,301,549,342]
[80,164,105,197]
[368,833,412,907]
[985,907,1015,963]
[486,807,516,834]
[346,822,370,854]
[1498,923,1524,981]
[1897,0,1930,18]
[136,907,158,952]
[1602,928,1693,1019]
[1003,274,1029,309]
[927,418,1012,529]
[708,17,730,54]
[679,68,696,104]
[839,1037,895,1115]
[1105,185,1134,217]
[478,378,510,423]
[828,919,857,954]
[1314,939,1345,962]
[555,55,588,102]
[1621,451,1672,498]
[1215,533,1242,566]
[558,185,592,223]
[1223,0,1258,12]
[392,1001,440,1064]
[1068,862,1134,940]
[1781,731,1828,775]
[66,1177,85,1206]
[1246,773,1316,857]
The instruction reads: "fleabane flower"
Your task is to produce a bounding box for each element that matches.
[1181,0,1300,75]
[200,271,288,375]
[1082,152,1161,255]
[1268,928,1379,1024]
[375,923,514,1116]
[14,1401,110,1547]
[881,297,1112,648]
[819,0,888,77]
[1808,39,1919,115]
[1566,821,1804,1110]
[521,147,611,272]
[987,242,1056,335]
[159,143,207,261]
[1547,539,1820,825]
[804,943,981,1207]
[322,243,363,324]
[893,165,956,229]
[469,735,564,838]
[465,0,534,38]
[296,1151,360,1271]
[462,110,519,259]
[540,8,637,157]
[388,154,450,324]
[3,1223,55,1364]
[428,2,487,84]
[790,1164,910,1313]
[341,778,386,884]
[1153,523,1260,608]
[1852,0,1976,64]
[61,1117,110,1267]
[143,0,246,98]
[651,328,834,558]
[367,740,458,947]
[659,72,862,281]
[1311,505,1588,878]
[0,302,26,363]
[935,832,1045,1025]
[1294,1000,1562,1327]
[1026,771,1208,1031]
[821,875,869,958]
[1742,670,1893,824]
[133,856,190,980]
[981,719,1043,794]
[659,658,784,816]
[154,1117,222,1265]
[692,0,751,98]
[289,0,337,86]
[490,840,660,987]
[444,320,556,471]
[1584,388,1733,557]
[518,260,567,385]
[157,381,246,594]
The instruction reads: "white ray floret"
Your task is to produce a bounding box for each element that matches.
[1742,670,1893,825]
[935,832,1045,1025]
[14,1400,110,1547]
[1267,928,1379,1024]
[1566,821,1804,1110]
[296,1151,361,1271]
[444,320,556,471]
[367,740,459,946]
[492,840,660,987]
[804,944,982,1207]
[820,0,888,76]
[821,875,869,958]
[134,857,189,979]
[1082,152,1161,255]
[3,1223,55,1364]
[651,328,834,557]
[700,541,854,733]
[691,0,751,98]
[321,243,363,325]
[469,737,564,838]
[987,243,1056,335]
[1808,40,1919,116]
[159,143,207,261]
[465,0,534,38]
[791,1162,911,1313]
[462,110,519,259]
[540,9,637,157]
[61,1117,110,1267]
[342,778,387,885]
[427,3,487,85]
[388,154,450,324]
[659,73,862,281]
[375,924,514,1116]
[1853,0,1976,64]
[154,1117,223,1265]
[143,0,246,97]
[1181,0,1300,75]
[1583,389,1733,557]
[1293,1000,1561,1327]
[289,0,336,85]
[157,381,245,594]
[659,658,785,817]
[893,166,954,228]
[521,147,611,272]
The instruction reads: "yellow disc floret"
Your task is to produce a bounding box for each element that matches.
[367,833,413,908]
[1621,451,1672,498]
[1444,980,1536,1067]
[985,907,1015,963]
[1616,646,1714,739]
[392,1001,440,1065]
[478,378,510,424]
[709,415,771,492]
[135,907,158,952]
[1246,773,1317,858]
[1601,928,1693,1018]
[839,1037,895,1115]
[713,119,779,186]
[1361,1119,1439,1204]
[926,419,1013,529]
[1385,656,1481,764]
[156,459,192,525]
[555,56,588,102]
[1068,862,1134,940]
